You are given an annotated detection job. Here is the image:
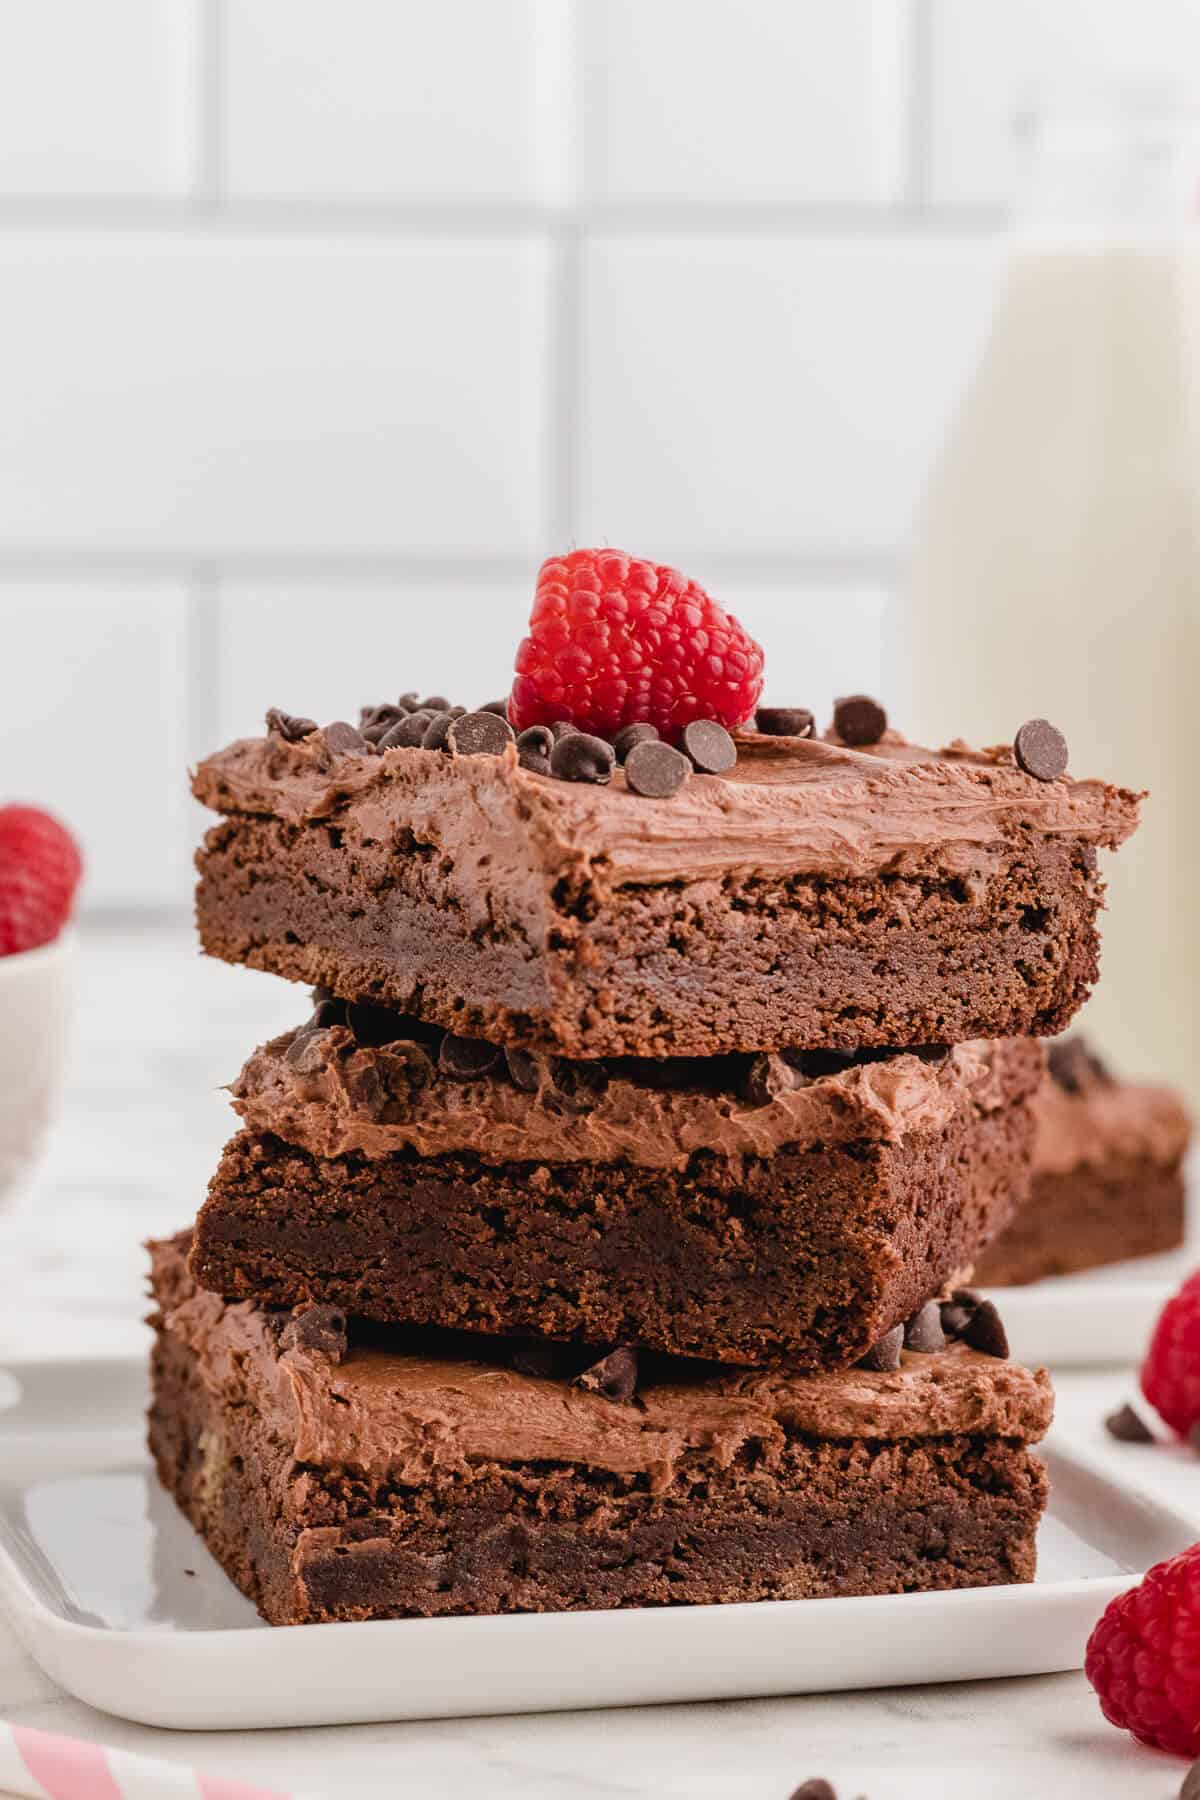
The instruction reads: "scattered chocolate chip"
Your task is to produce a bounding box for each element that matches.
[419,695,452,713]
[858,1324,904,1372]
[308,997,344,1028]
[1014,717,1069,781]
[962,1297,1009,1359]
[940,1289,980,1339]
[438,1033,502,1081]
[575,1345,639,1404]
[755,707,815,739]
[789,1782,837,1800]
[546,1059,610,1114]
[550,731,615,784]
[516,724,554,775]
[833,694,887,747]
[625,739,690,798]
[265,707,318,743]
[1181,1761,1200,1800]
[739,1052,795,1108]
[346,1001,405,1047]
[378,709,435,749]
[285,1027,331,1075]
[360,704,405,742]
[421,708,466,751]
[550,720,581,742]
[447,710,516,757]
[505,1047,545,1092]
[680,718,738,774]
[613,722,660,762]
[280,1304,348,1363]
[903,1301,946,1354]
[397,691,420,712]
[1105,1403,1154,1444]
[1047,1035,1110,1095]
[323,719,369,757]
[479,699,511,717]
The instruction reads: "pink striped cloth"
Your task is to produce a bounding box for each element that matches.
[0,1724,298,1800]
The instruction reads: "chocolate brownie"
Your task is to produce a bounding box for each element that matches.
[191,725,1141,1059]
[190,1029,1043,1366]
[148,1234,1053,1627]
[976,1039,1191,1286]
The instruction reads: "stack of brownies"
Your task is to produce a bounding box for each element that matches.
[148,553,1143,1625]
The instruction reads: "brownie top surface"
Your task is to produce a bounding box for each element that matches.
[192,724,1142,888]
[152,1236,1054,1489]
[233,1013,1044,1170]
[1034,1054,1192,1177]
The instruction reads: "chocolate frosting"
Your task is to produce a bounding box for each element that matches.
[230,1029,1043,1171]
[151,1238,1053,1494]
[192,727,1142,896]
[1033,1062,1192,1177]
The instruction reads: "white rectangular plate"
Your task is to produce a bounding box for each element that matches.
[0,1358,1195,1731]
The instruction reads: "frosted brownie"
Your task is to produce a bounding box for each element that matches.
[190,1014,1043,1367]
[976,1038,1191,1286]
[191,723,1141,1060]
[149,1234,1053,1626]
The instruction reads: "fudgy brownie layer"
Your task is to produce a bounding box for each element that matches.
[975,1160,1187,1287]
[192,1061,1035,1367]
[148,1239,1052,1627]
[192,728,1140,1059]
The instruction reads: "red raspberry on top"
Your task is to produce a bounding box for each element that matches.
[509,549,764,741]
[1141,1270,1200,1437]
[0,805,83,956]
[1086,1542,1200,1758]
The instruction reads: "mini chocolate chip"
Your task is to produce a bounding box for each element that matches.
[833,694,887,747]
[265,707,318,743]
[479,699,511,717]
[625,739,690,798]
[347,1001,405,1047]
[858,1324,904,1372]
[421,708,467,751]
[940,1290,979,1339]
[517,725,554,757]
[360,704,405,741]
[546,1059,610,1114]
[420,695,452,713]
[1014,717,1069,781]
[285,1027,331,1075]
[962,1297,1009,1359]
[550,720,581,742]
[680,718,738,774]
[575,1346,639,1404]
[1047,1035,1110,1095]
[439,1033,502,1081]
[1105,1403,1154,1444]
[903,1301,946,1354]
[323,719,368,757]
[397,691,421,711]
[378,709,435,749]
[447,710,516,757]
[1181,1760,1200,1800]
[789,1782,837,1800]
[505,1047,544,1092]
[550,731,615,784]
[613,722,660,762]
[755,707,815,739]
[309,997,344,1029]
[280,1305,348,1363]
[519,751,552,776]
[739,1052,794,1108]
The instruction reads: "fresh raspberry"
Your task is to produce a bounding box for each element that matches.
[509,549,764,741]
[0,806,83,956]
[1141,1270,1200,1436]
[1086,1543,1200,1757]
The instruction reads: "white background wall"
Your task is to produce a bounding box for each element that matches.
[1,0,1196,912]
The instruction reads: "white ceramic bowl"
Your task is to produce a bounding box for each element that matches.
[0,929,74,1206]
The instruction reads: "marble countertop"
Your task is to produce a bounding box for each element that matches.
[0,924,1195,1800]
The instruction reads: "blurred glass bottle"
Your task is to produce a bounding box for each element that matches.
[908,96,1200,1106]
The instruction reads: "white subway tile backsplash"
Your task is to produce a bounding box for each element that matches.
[222,0,560,205]
[0,583,189,906]
[0,234,552,557]
[0,0,197,197]
[928,0,1200,207]
[579,0,909,206]
[214,580,533,744]
[577,235,1001,559]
